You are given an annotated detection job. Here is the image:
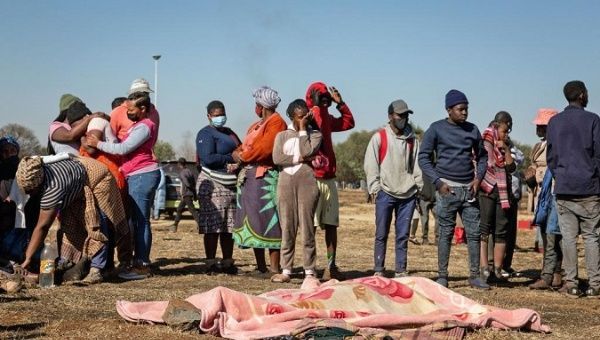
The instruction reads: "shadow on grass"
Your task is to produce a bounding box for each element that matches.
[0,295,38,303]
[0,322,46,338]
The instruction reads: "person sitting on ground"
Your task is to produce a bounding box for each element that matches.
[364,99,423,278]
[271,99,323,283]
[170,158,200,233]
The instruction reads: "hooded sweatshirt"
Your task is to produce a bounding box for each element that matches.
[364,124,423,199]
[305,82,355,179]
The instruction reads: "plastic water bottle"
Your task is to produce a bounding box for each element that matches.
[39,242,58,288]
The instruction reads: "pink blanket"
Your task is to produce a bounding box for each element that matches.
[116,276,549,339]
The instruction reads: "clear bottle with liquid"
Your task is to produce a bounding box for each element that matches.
[39,242,58,288]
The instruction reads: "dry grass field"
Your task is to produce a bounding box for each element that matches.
[1,190,598,339]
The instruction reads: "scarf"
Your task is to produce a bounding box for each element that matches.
[480,126,510,209]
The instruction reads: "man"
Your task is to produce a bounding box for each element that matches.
[418,89,489,289]
[110,78,160,141]
[305,82,355,280]
[546,80,600,298]
[364,99,423,277]
[170,158,200,232]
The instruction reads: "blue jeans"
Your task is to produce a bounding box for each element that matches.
[90,211,114,270]
[127,169,160,265]
[374,191,416,273]
[435,186,481,278]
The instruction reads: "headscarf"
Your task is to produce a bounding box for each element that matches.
[15,156,44,193]
[305,82,329,108]
[252,86,281,109]
[0,135,20,154]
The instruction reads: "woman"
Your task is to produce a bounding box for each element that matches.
[86,92,160,279]
[195,100,241,273]
[48,94,99,155]
[478,120,514,284]
[232,86,287,275]
[270,99,322,283]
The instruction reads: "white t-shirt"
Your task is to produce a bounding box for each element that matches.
[87,117,118,143]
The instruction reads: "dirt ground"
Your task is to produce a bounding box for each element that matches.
[1,190,598,339]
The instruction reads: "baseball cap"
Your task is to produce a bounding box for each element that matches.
[128,78,154,95]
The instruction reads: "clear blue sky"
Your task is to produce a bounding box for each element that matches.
[2,1,600,150]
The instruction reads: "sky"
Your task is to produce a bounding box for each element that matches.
[2,1,600,151]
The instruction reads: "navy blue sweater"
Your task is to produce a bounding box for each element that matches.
[546,105,600,196]
[418,119,487,186]
[195,126,240,173]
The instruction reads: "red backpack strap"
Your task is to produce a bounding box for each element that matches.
[378,129,388,164]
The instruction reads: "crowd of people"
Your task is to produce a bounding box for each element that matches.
[0,79,599,298]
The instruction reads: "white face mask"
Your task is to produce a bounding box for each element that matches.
[210,115,227,128]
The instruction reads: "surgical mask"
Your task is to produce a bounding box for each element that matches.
[127,113,139,122]
[393,118,407,131]
[211,115,227,128]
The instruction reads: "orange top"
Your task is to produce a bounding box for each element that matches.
[239,112,287,177]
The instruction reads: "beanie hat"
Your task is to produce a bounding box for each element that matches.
[532,108,558,125]
[445,89,469,109]
[0,135,20,153]
[16,156,44,193]
[59,94,82,112]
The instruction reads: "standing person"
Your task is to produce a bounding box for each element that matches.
[305,82,355,280]
[478,120,514,284]
[86,92,160,278]
[528,108,564,289]
[409,177,436,245]
[169,158,200,233]
[48,94,99,155]
[418,89,489,289]
[196,100,241,274]
[110,79,160,141]
[271,99,322,283]
[546,80,600,298]
[152,167,166,220]
[232,86,287,276]
[364,99,423,278]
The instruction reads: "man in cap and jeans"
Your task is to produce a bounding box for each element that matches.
[418,90,490,289]
[110,78,161,141]
[364,100,423,277]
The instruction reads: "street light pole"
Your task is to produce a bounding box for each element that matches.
[152,55,161,107]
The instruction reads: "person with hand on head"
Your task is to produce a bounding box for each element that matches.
[418,89,489,290]
[478,120,515,284]
[231,86,287,277]
[364,99,423,278]
[270,99,322,283]
[195,100,241,274]
[305,82,355,281]
[86,92,160,280]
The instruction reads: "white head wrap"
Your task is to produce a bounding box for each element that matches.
[252,86,281,109]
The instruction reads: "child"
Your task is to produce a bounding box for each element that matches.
[479,121,515,283]
[270,99,322,283]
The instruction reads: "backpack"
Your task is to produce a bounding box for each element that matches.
[377,129,415,173]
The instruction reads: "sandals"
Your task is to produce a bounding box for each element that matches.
[270,273,291,283]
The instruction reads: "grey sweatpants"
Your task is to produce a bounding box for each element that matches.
[277,166,319,273]
[556,196,600,289]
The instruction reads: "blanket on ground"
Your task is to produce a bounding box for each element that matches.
[116,276,549,339]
